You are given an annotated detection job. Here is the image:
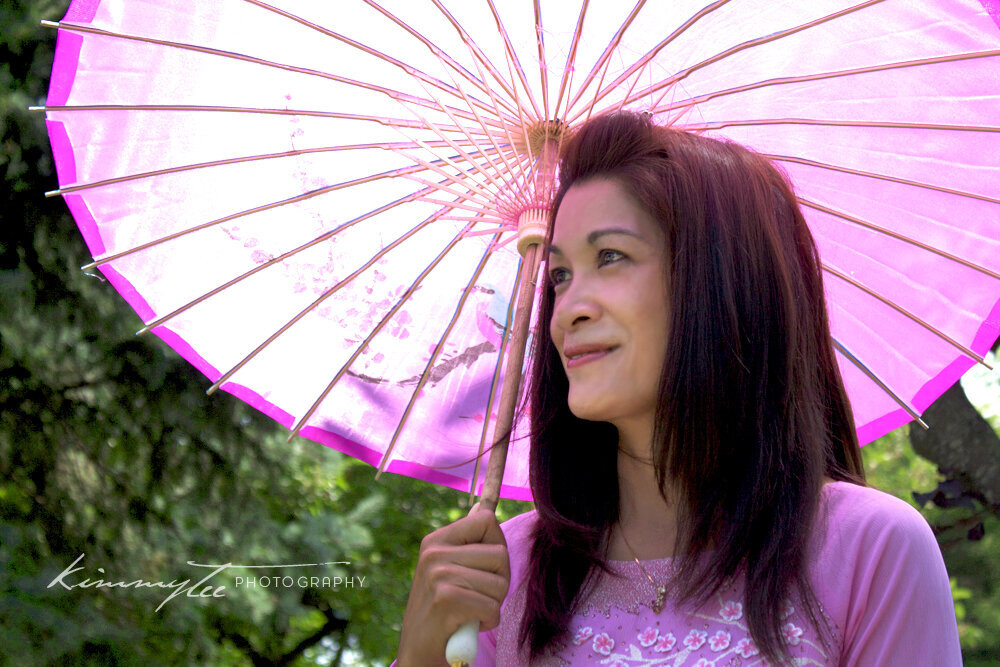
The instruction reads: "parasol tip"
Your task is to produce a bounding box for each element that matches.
[41,20,60,29]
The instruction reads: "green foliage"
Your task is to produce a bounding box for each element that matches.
[2,2,995,665]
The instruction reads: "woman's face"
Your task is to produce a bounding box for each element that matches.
[547,177,670,429]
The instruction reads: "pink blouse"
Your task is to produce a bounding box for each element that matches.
[472,482,962,665]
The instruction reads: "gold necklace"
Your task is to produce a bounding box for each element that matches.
[618,525,668,613]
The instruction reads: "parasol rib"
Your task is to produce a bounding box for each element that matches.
[478,241,542,510]
[395,88,522,206]
[359,0,519,120]
[651,50,1000,118]
[832,339,928,429]
[239,0,517,125]
[551,0,589,123]
[484,0,543,121]
[821,263,990,368]
[375,224,505,482]
[799,198,1000,281]
[418,197,499,217]
[135,184,441,334]
[83,162,451,270]
[426,0,522,118]
[688,118,1000,134]
[564,0,650,116]
[567,0,732,123]
[45,141,464,198]
[468,253,521,503]
[33,104,489,135]
[624,0,889,115]
[208,206,461,395]
[436,62,532,209]
[461,49,534,195]
[533,0,550,121]
[769,155,1000,207]
[289,219,482,441]
[398,174,498,212]
[42,20,511,132]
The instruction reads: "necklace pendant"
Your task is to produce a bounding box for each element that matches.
[653,586,667,613]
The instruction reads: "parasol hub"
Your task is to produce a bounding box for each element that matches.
[513,119,571,159]
[516,206,550,257]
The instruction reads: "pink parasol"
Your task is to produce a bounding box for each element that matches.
[37,0,1000,510]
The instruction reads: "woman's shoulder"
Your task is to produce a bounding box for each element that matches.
[498,509,538,548]
[818,480,935,542]
[812,482,961,663]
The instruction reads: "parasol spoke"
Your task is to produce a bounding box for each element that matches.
[42,20,512,132]
[433,64,533,209]
[239,0,517,125]
[565,0,731,123]
[208,206,464,395]
[418,197,499,217]
[375,223,506,483]
[551,0,588,123]
[798,198,1000,281]
[45,141,466,198]
[769,154,1000,207]
[289,216,486,441]
[82,161,454,270]
[619,0,888,114]
[533,0,550,121]
[832,338,928,429]
[426,0,521,119]
[398,174,499,213]
[563,0,648,117]
[650,50,1000,119]
[821,263,990,369]
[398,82,526,208]
[133,184,442,334]
[688,118,1000,134]
[32,104,492,136]
[360,0,520,121]
[484,0,543,121]
[468,250,523,502]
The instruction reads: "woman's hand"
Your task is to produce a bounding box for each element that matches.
[396,505,511,666]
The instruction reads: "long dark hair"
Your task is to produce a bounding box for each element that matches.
[521,112,865,663]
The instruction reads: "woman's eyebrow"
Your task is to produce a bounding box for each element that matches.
[548,227,647,257]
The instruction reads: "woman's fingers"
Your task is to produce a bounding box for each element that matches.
[419,542,510,578]
[397,510,512,665]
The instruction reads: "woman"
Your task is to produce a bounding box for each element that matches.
[395,112,961,665]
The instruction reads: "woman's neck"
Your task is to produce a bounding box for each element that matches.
[605,424,679,561]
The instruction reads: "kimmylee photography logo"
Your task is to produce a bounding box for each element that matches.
[48,554,366,612]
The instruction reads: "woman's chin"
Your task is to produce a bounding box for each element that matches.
[566,399,615,424]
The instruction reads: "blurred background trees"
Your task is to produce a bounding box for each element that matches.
[2,2,997,664]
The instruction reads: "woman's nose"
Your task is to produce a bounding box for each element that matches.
[553,280,603,331]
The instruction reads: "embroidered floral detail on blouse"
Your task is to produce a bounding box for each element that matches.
[683,629,708,651]
[735,636,760,658]
[573,626,594,645]
[708,630,731,652]
[608,661,629,667]
[637,626,659,647]
[780,599,795,619]
[654,631,677,653]
[593,632,615,655]
[782,622,804,646]
[692,658,712,667]
[720,600,743,622]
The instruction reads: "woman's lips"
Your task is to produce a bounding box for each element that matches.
[565,347,617,369]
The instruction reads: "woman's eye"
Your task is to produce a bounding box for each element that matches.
[598,249,625,265]
[549,267,570,285]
